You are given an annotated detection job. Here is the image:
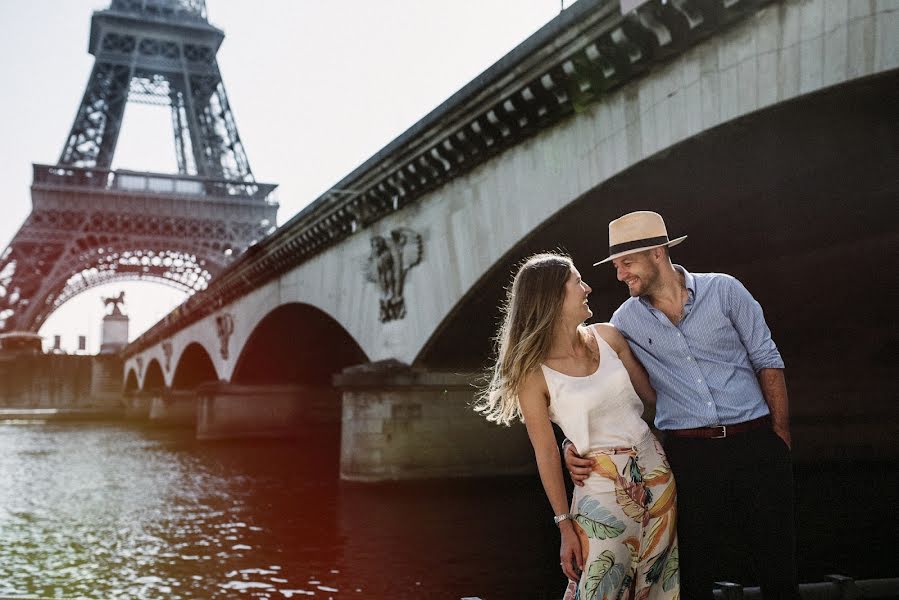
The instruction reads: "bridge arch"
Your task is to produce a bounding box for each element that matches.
[123,368,139,395]
[141,359,166,393]
[172,342,218,390]
[232,303,368,385]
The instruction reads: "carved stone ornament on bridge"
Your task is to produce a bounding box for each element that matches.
[215,313,234,360]
[135,356,144,375]
[162,341,173,372]
[365,228,422,322]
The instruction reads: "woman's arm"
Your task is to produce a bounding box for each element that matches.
[518,369,583,582]
[595,323,656,409]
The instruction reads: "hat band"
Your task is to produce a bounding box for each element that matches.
[608,235,670,256]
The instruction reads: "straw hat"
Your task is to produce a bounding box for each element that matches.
[593,211,687,265]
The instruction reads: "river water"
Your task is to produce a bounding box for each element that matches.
[0,423,895,599]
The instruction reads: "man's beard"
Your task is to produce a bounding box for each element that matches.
[631,267,659,297]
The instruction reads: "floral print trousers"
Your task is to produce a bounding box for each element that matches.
[564,433,679,600]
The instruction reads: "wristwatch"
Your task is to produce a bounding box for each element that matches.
[554,513,573,525]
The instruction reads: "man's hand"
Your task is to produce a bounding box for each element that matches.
[758,368,791,450]
[773,425,792,449]
[563,442,594,487]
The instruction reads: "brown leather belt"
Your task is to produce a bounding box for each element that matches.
[665,415,771,439]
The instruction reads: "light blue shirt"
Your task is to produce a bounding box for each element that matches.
[610,266,784,430]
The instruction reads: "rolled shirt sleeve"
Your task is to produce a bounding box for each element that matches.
[725,276,784,372]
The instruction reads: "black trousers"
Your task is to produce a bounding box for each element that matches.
[662,426,800,600]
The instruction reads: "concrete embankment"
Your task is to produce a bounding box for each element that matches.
[0,352,124,412]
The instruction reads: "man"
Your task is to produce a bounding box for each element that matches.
[564,211,800,599]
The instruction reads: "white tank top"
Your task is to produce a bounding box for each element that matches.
[542,325,650,453]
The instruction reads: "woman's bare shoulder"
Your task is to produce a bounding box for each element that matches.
[519,366,550,408]
[521,364,549,391]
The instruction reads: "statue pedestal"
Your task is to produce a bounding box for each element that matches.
[99,313,129,354]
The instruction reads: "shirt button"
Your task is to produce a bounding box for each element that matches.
[706,402,712,406]
[676,332,681,337]
[697,378,702,383]
[686,356,692,361]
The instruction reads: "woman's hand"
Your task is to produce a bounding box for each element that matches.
[517,370,585,583]
[559,521,583,582]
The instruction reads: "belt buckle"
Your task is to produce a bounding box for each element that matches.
[710,425,727,439]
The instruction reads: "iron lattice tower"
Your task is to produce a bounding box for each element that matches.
[0,0,278,334]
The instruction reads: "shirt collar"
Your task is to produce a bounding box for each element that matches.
[675,264,696,301]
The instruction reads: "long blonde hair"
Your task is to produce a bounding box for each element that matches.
[474,252,574,425]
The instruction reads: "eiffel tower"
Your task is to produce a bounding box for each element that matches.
[0,0,278,335]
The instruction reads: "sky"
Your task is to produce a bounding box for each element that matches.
[0,0,577,353]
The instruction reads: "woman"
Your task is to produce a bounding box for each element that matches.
[475,253,678,600]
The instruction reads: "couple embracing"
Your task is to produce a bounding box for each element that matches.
[476,211,799,600]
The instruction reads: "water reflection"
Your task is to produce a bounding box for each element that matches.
[0,424,563,599]
[1,424,895,599]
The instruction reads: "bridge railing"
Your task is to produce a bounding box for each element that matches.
[32,163,277,202]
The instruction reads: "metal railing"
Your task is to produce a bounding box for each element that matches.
[108,0,208,23]
[458,577,899,600]
[713,576,899,599]
[32,164,277,202]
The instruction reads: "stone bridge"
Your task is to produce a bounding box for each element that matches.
[120,0,898,480]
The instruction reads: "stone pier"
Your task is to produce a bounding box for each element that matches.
[148,389,197,427]
[123,391,152,420]
[195,382,340,441]
[335,361,533,482]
